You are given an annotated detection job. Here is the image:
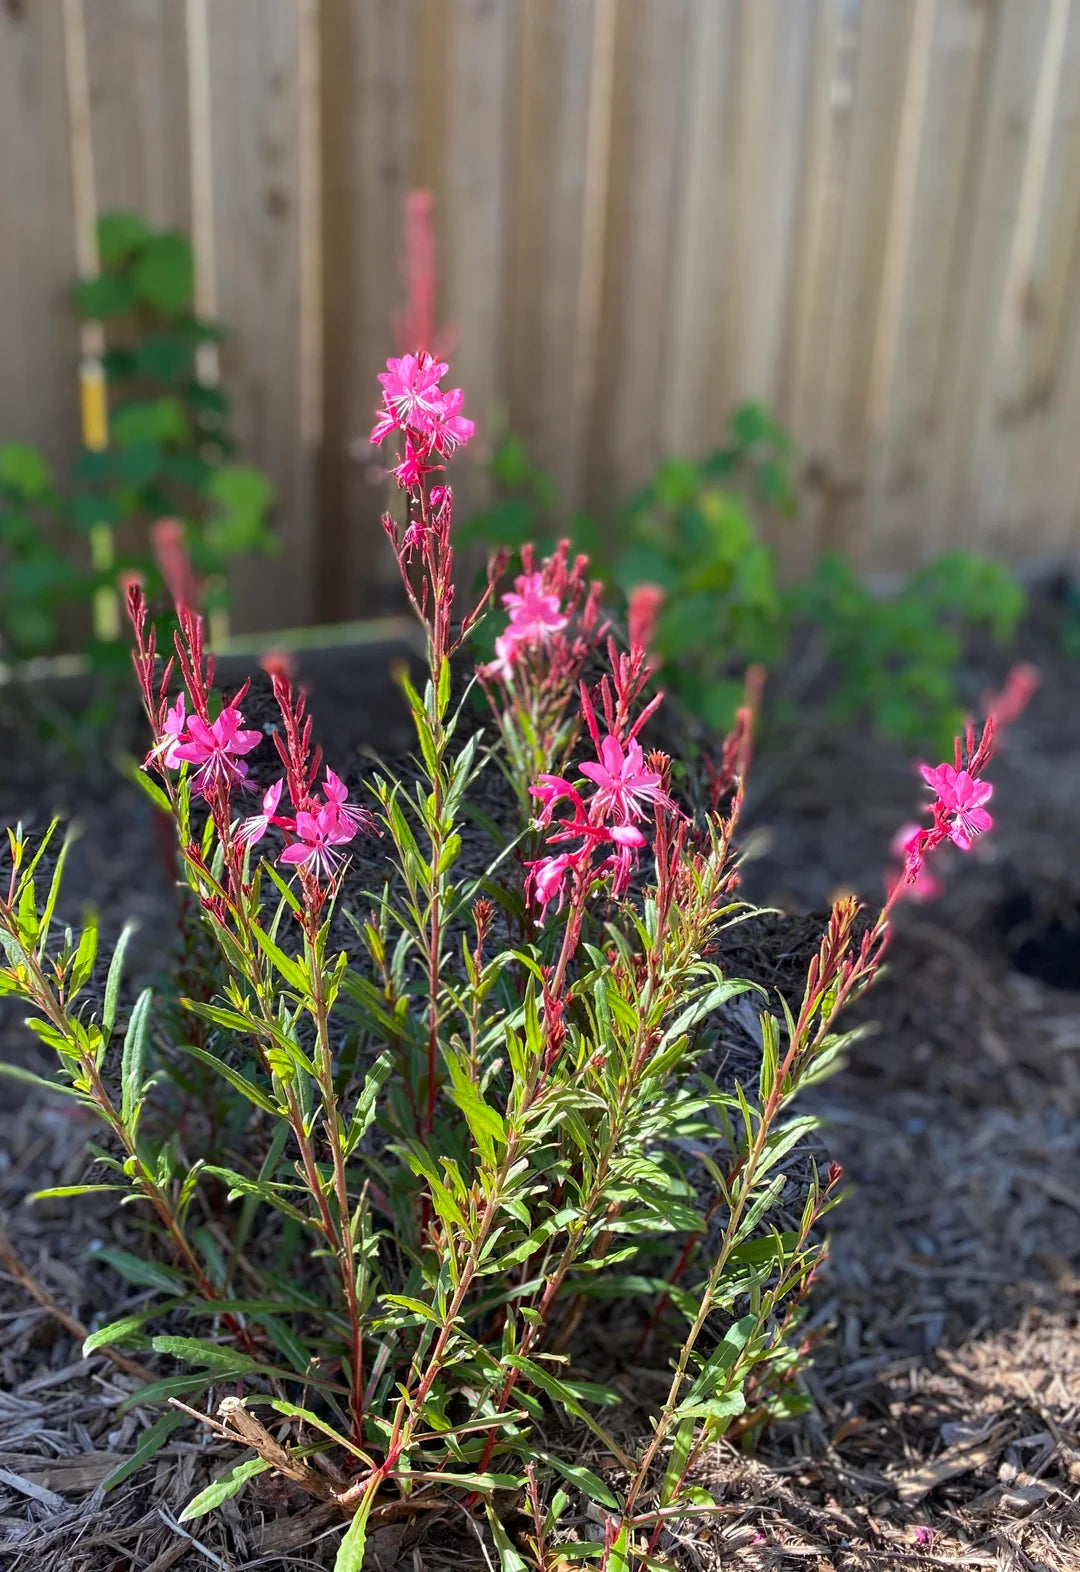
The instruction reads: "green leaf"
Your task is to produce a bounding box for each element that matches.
[116,1369,221,1414]
[121,987,153,1128]
[0,441,50,499]
[202,1165,313,1227]
[75,272,135,319]
[483,1498,529,1571]
[334,1484,376,1572]
[101,1410,187,1492]
[0,1063,80,1098]
[183,1044,279,1116]
[102,923,137,1042]
[91,1246,186,1295]
[179,1454,272,1522]
[150,1334,268,1373]
[30,1184,127,1201]
[266,1399,370,1461]
[132,231,194,314]
[250,923,307,991]
[97,210,150,265]
[83,1304,175,1354]
[539,1452,618,1511]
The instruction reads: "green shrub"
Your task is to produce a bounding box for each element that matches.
[463,410,1024,755]
[0,212,274,670]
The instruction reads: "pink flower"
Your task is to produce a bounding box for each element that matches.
[393,433,439,489]
[237,778,284,848]
[530,774,583,827]
[503,573,567,642]
[377,352,448,429]
[159,692,186,768]
[579,735,670,824]
[174,706,262,795]
[323,768,374,835]
[525,852,574,915]
[369,400,399,446]
[279,804,356,881]
[425,386,474,455]
[920,763,993,850]
[886,822,943,903]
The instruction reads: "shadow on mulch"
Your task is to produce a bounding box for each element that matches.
[1,608,1078,1570]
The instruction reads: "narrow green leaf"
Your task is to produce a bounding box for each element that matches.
[202,1165,313,1227]
[150,1334,268,1373]
[183,1044,279,1115]
[483,1498,529,1571]
[251,923,307,991]
[179,1454,272,1522]
[101,1410,187,1492]
[83,1303,177,1354]
[120,987,153,1128]
[91,1246,186,1295]
[266,1399,371,1461]
[102,923,137,1041]
[539,1452,618,1511]
[334,1483,376,1572]
[30,1184,127,1201]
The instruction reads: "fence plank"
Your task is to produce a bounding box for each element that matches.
[203,0,312,631]
[863,0,989,573]
[0,2,79,477]
[812,0,918,564]
[506,0,599,505]
[436,0,518,523]
[83,0,190,229]
[320,0,420,620]
[972,0,1080,558]
[933,0,1052,556]
[589,0,692,505]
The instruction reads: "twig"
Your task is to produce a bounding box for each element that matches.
[0,1218,154,1385]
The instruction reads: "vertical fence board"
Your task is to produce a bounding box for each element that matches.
[0,3,78,477]
[590,0,692,505]
[812,0,918,563]
[933,0,1051,554]
[436,0,518,521]
[83,0,190,229]
[777,0,856,579]
[864,0,989,571]
[663,0,739,456]
[320,0,419,619]
[973,0,1080,557]
[506,0,598,504]
[204,0,312,631]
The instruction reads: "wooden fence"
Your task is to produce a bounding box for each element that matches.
[2,0,1080,633]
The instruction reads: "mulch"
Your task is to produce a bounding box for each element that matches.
[1,605,1078,1571]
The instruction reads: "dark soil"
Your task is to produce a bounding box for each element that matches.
[1,607,1078,1571]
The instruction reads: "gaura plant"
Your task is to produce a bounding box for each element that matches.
[0,350,998,1570]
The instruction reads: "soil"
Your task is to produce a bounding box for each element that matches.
[0,605,1078,1571]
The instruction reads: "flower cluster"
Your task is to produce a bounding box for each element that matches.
[482,540,603,687]
[236,766,372,880]
[890,719,996,901]
[526,678,673,916]
[370,351,475,487]
[131,593,373,890]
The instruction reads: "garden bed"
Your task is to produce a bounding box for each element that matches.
[0,604,1078,1571]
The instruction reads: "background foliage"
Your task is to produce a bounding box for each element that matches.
[0,212,274,670]
[463,408,1026,756]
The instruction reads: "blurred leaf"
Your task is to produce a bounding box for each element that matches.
[97,210,151,265]
[0,441,51,499]
[132,231,194,314]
